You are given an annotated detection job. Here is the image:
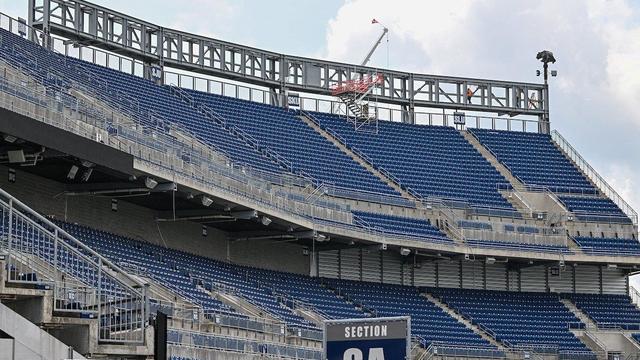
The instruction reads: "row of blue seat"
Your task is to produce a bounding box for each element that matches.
[311,112,514,209]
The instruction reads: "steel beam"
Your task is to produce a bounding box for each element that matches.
[30,0,548,120]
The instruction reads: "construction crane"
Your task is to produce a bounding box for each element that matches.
[330,19,388,130]
[361,23,388,67]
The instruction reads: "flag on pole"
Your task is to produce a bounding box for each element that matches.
[371,18,379,24]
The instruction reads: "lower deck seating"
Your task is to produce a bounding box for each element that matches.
[57,221,320,330]
[324,278,493,348]
[54,220,385,332]
[428,288,591,354]
[244,268,366,320]
[568,294,640,330]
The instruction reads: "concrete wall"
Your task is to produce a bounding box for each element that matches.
[0,166,309,274]
[0,302,86,360]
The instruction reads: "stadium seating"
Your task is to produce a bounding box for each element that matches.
[0,29,398,197]
[468,128,594,193]
[56,221,321,330]
[352,210,451,243]
[243,268,366,320]
[0,30,289,176]
[311,112,514,210]
[185,90,398,195]
[324,278,493,348]
[567,294,640,330]
[633,333,640,345]
[559,196,630,224]
[574,236,640,255]
[428,287,591,353]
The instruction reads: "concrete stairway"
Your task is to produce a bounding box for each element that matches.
[461,130,537,220]
[560,298,609,359]
[202,286,279,322]
[461,130,523,188]
[297,114,414,201]
[560,298,595,327]
[423,293,505,350]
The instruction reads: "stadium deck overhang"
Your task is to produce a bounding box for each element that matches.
[0,105,638,274]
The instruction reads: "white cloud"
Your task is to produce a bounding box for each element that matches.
[603,162,640,217]
[324,0,640,219]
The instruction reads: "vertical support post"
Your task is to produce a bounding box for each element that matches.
[7,199,12,281]
[97,257,103,340]
[53,229,58,292]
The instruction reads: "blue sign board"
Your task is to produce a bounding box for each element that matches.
[324,317,410,360]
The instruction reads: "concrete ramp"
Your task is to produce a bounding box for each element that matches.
[0,301,86,360]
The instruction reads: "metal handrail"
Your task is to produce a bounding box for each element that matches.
[0,188,147,344]
[552,130,638,227]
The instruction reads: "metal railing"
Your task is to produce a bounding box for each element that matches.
[0,187,147,344]
[425,342,507,359]
[167,328,322,360]
[0,66,352,223]
[551,130,638,227]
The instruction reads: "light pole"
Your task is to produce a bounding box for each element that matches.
[536,50,556,134]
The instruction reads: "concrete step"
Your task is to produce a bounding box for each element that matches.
[423,293,505,350]
[295,307,325,327]
[206,287,278,321]
[461,130,522,188]
[560,298,595,327]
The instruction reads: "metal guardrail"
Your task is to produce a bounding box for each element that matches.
[0,187,147,344]
[167,328,322,359]
[0,66,352,224]
[551,130,638,228]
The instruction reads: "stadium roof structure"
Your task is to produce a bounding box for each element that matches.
[28,0,549,128]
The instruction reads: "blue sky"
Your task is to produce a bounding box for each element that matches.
[1,0,638,216]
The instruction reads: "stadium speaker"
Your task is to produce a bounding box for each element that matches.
[7,150,25,163]
[261,216,272,226]
[379,243,387,251]
[7,168,15,183]
[111,199,118,212]
[202,225,207,237]
[399,248,411,256]
[144,177,158,189]
[80,168,93,182]
[153,311,167,360]
[201,196,214,207]
[486,257,496,264]
[67,165,79,180]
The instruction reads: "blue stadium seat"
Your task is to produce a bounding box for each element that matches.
[574,236,640,255]
[311,112,515,211]
[567,294,640,330]
[429,287,592,354]
[324,278,494,348]
[468,128,594,193]
[352,210,451,243]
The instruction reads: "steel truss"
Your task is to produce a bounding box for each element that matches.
[28,0,549,129]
